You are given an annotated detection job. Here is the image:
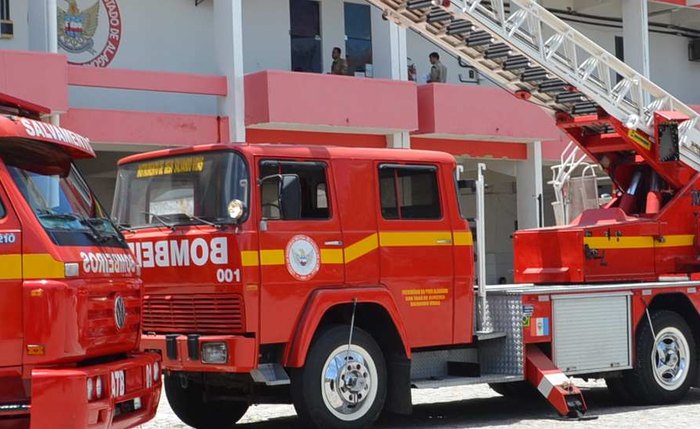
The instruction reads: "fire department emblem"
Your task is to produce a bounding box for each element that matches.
[114,295,126,330]
[286,235,320,281]
[57,0,123,67]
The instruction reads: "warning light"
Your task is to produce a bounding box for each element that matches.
[26,345,45,356]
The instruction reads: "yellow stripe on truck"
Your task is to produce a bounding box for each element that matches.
[379,231,453,247]
[241,230,474,267]
[344,234,379,263]
[0,254,64,280]
[23,254,65,279]
[0,255,21,280]
[584,234,695,250]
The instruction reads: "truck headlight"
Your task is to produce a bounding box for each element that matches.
[87,377,94,401]
[201,343,228,364]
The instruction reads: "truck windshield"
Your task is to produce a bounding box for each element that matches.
[112,151,249,229]
[7,162,125,248]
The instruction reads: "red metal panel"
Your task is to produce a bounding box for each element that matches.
[67,66,228,96]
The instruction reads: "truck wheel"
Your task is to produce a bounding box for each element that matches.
[488,381,537,399]
[164,374,248,428]
[291,325,387,429]
[622,310,696,404]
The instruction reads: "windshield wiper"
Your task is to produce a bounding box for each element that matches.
[141,211,176,230]
[187,215,227,229]
[37,210,111,243]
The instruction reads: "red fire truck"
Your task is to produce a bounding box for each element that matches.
[112,1,700,428]
[0,95,161,428]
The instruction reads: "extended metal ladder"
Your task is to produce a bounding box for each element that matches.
[367,0,700,172]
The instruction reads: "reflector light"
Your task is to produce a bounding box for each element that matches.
[26,345,45,355]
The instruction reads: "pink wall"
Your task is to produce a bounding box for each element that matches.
[62,109,228,147]
[0,51,68,113]
[245,71,418,132]
[417,84,565,143]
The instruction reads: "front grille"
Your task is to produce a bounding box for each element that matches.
[87,287,141,346]
[143,294,245,334]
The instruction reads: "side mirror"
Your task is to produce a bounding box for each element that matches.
[279,174,301,220]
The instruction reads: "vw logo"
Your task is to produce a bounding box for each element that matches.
[114,295,126,330]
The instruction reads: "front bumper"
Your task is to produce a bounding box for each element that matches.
[30,352,162,429]
[141,334,256,373]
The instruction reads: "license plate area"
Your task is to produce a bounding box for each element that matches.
[111,370,126,398]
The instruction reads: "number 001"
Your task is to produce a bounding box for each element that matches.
[216,268,241,283]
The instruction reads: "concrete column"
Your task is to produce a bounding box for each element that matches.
[214,0,246,142]
[28,0,57,53]
[372,9,408,80]
[516,141,543,229]
[622,1,650,79]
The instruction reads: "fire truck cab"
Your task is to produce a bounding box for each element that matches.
[0,99,161,428]
[114,141,699,429]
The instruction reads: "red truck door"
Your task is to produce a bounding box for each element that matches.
[256,159,344,344]
[376,163,454,347]
[0,171,23,368]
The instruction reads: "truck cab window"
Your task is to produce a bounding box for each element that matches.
[259,160,330,220]
[379,164,441,220]
[0,198,5,218]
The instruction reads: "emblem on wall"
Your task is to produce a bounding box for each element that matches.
[286,235,321,281]
[57,0,122,67]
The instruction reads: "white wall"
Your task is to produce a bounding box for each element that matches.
[242,0,291,73]
[66,0,218,115]
[0,0,29,51]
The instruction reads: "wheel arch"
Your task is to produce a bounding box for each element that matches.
[647,293,700,387]
[283,287,410,368]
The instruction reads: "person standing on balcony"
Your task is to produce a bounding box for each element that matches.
[330,47,348,75]
[427,52,447,83]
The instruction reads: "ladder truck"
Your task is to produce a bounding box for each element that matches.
[0,94,162,429]
[113,1,698,428]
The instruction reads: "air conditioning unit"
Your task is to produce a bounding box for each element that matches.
[0,20,13,39]
[689,38,700,62]
[459,67,479,84]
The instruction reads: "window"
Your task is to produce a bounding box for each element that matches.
[614,36,624,83]
[259,160,330,220]
[344,3,372,76]
[0,0,12,39]
[379,165,441,220]
[0,198,5,218]
[290,0,322,73]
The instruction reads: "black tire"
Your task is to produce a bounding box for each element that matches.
[488,381,538,400]
[621,310,697,405]
[291,325,387,429]
[164,374,249,428]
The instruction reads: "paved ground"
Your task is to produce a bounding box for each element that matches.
[141,380,700,428]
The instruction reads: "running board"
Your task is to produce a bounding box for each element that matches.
[525,345,594,420]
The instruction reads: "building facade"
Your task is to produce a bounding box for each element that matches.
[1,0,700,282]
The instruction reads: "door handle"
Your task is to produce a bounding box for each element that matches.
[324,240,344,247]
[436,239,452,245]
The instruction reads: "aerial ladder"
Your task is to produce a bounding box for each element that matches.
[369,0,700,203]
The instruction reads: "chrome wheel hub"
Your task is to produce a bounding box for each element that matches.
[652,327,689,391]
[321,345,378,421]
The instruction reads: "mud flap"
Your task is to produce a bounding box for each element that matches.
[525,345,595,420]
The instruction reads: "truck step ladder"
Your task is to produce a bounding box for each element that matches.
[367,0,700,172]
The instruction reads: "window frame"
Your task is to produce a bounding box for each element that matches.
[258,159,333,221]
[377,163,443,221]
